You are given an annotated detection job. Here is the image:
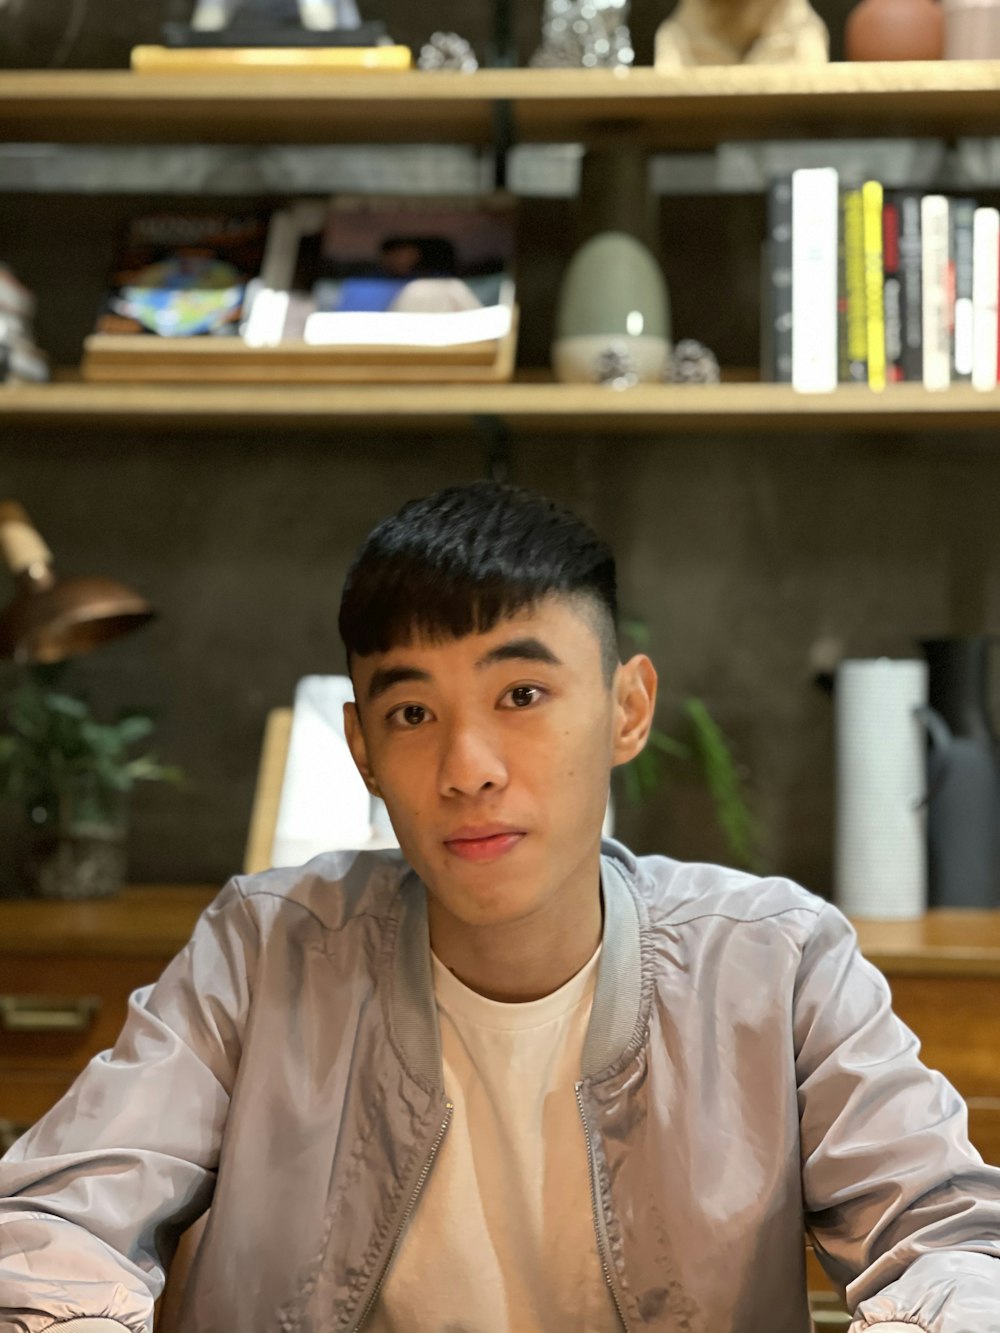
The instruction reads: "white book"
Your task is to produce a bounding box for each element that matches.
[972,206,999,393]
[921,195,952,392]
[791,167,839,394]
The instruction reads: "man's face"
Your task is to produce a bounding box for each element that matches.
[344,595,652,932]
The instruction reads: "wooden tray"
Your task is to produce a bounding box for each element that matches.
[81,314,518,384]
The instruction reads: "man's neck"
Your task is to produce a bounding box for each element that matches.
[427,859,604,1004]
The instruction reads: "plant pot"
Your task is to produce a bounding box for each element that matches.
[28,777,128,900]
[845,0,945,60]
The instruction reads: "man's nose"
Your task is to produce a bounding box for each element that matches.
[438,719,508,797]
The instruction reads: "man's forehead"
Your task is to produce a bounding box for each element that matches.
[362,594,598,662]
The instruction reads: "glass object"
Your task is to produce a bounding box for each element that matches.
[531,0,635,69]
[28,773,128,900]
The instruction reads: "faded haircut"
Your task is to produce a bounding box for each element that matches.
[338,481,619,684]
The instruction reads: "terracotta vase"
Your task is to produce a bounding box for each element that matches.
[845,0,944,60]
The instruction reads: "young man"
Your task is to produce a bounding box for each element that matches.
[1,481,999,1333]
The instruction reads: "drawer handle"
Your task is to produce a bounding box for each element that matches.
[0,995,101,1033]
[0,1118,33,1153]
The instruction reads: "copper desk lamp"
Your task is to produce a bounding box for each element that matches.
[0,502,155,664]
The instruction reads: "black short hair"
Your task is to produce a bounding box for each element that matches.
[339,481,619,683]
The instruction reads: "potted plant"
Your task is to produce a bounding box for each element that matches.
[0,669,183,899]
[617,619,764,874]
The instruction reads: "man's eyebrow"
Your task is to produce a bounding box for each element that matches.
[365,637,563,702]
[366,665,432,702]
[475,637,564,670]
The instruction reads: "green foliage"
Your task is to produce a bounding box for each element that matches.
[0,671,183,829]
[617,618,764,874]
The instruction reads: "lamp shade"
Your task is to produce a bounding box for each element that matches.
[0,502,155,664]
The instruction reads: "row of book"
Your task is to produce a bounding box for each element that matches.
[763,170,1000,394]
[0,264,49,384]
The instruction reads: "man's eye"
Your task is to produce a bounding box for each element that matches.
[389,703,428,728]
[504,685,544,709]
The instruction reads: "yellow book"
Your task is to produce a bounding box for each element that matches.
[130,44,413,73]
[862,179,886,393]
[843,188,867,383]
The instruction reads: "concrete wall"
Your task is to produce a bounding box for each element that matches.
[2,0,996,897]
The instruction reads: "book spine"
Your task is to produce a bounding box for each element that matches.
[843,187,867,383]
[951,197,976,383]
[882,195,904,383]
[922,195,952,391]
[972,206,1000,392]
[896,192,923,382]
[760,240,775,383]
[792,166,839,394]
[837,187,848,382]
[862,179,886,391]
[766,177,793,383]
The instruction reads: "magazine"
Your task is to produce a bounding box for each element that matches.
[95,212,270,338]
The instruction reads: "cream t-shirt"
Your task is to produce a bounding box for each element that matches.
[368,943,620,1333]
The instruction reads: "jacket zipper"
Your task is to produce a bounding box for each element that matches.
[576,1082,631,1333]
[352,1100,453,1332]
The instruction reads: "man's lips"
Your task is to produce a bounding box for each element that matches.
[443,827,527,863]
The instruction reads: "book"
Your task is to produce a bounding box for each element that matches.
[896,192,923,383]
[882,195,904,384]
[972,206,999,392]
[921,195,952,392]
[862,180,886,392]
[843,187,867,383]
[765,177,793,383]
[951,197,976,383]
[94,211,270,338]
[791,167,839,394]
[130,44,413,71]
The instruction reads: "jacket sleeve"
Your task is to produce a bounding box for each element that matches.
[794,901,1000,1333]
[0,877,258,1333]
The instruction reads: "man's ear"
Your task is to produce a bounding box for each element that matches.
[343,701,375,790]
[611,654,658,768]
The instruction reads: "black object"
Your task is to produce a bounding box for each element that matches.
[918,635,1000,908]
[164,0,389,47]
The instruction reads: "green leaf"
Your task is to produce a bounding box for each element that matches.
[684,697,764,874]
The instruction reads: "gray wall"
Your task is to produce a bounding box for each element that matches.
[1,0,994,896]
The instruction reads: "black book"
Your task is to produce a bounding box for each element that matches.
[895,191,923,383]
[951,197,976,383]
[765,177,793,383]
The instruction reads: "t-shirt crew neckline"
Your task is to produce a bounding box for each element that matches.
[430,941,602,1032]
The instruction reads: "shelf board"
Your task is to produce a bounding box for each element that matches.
[4,381,1000,433]
[3,63,1000,147]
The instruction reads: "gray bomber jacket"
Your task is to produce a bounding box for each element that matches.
[2,839,1000,1333]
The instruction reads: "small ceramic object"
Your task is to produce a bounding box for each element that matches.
[845,0,944,60]
[552,232,671,385]
[656,0,829,67]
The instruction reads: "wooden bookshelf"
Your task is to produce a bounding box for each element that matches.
[2,63,1000,148]
[3,380,1000,434]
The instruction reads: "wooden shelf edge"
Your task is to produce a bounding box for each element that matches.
[4,381,1000,433]
[3,63,1000,146]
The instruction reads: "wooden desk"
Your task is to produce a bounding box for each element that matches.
[2,890,998,1162]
